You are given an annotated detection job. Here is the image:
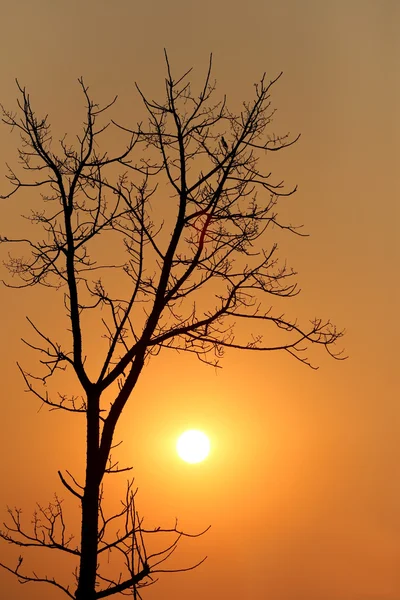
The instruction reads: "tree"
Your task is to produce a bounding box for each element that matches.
[0,53,344,599]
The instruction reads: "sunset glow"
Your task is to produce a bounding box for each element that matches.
[176,430,210,464]
[0,2,398,600]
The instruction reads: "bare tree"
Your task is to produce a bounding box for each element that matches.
[0,53,344,599]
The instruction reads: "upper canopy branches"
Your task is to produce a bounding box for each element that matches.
[0,54,344,401]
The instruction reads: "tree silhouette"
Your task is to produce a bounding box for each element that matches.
[0,53,344,599]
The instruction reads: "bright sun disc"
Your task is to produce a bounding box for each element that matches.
[176,430,210,464]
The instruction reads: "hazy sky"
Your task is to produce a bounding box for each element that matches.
[0,1,399,599]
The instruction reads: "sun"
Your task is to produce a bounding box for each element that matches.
[176,430,210,464]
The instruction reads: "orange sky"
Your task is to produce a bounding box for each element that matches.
[0,1,399,599]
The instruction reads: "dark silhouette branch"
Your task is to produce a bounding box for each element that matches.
[58,471,83,500]
[0,498,79,556]
[0,558,75,598]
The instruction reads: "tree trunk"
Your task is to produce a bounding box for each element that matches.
[75,390,100,600]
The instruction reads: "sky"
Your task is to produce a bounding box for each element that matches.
[0,1,399,599]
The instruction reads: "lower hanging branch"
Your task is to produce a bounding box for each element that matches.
[0,557,75,599]
[0,495,79,598]
[96,479,210,599]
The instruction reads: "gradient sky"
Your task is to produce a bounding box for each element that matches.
[0,1,399,599]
